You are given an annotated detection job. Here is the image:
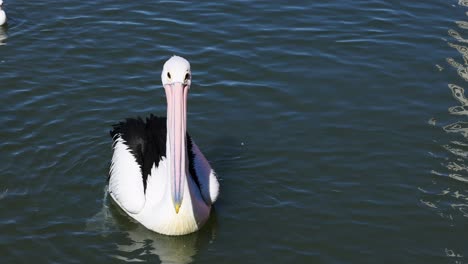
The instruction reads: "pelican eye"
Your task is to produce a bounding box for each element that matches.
[167,72,171,79]
[184,73,191,81]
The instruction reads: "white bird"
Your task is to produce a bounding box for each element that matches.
[108,56,220,236]
[0,1,6,26]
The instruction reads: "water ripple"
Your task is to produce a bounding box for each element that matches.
[0,0,465,262]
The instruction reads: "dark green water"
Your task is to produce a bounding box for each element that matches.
[1,0,468,263]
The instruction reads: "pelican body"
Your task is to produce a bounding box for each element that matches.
[108,56,219,235]
[0,1,6,26]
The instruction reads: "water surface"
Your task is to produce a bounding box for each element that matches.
[1,0,468,263]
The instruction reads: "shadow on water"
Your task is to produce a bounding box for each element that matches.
[86,188,218,263]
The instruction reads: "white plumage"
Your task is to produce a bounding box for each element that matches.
[109,136,146,214]
[109,137,218,235]
[0,1,6,26]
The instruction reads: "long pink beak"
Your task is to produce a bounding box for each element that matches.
[164,82,189,214]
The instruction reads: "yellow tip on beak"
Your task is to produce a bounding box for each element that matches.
[175,203,181,214]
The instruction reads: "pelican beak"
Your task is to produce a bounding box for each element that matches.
[174,202,181,214]
[164,82,189,214]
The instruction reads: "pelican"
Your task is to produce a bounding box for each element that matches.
[108,56,219,236]
[0,1,6,26]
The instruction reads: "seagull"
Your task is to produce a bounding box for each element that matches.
[0,1,6,26]
[108,56,220,235]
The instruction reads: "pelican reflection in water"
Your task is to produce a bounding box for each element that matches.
[86,189,217,263]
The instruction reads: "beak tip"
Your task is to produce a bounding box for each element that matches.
[175,203,181,214]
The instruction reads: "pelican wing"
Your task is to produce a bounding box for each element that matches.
[188,138,219,205]
[109,136,146,214]
[108,116,167,214]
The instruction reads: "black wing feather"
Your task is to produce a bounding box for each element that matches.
[110,114,166,191]
[109,114,200,192]
[186,135,201,191]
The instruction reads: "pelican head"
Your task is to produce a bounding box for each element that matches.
[161,56,192,214]
[161,56,192,87]
[0,0,6,26]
